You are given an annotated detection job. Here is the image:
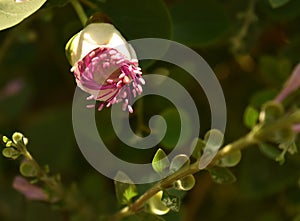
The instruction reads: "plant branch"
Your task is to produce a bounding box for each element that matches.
[111,110,300,220]
[230,0,258,54]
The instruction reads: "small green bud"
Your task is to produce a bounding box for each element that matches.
[23,137,28,145]
[6,141,12,147]
[12,132,24,144]
[2,136,9,143]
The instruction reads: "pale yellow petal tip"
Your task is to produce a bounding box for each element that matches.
[65,23,134,66]
[147,191,170,215]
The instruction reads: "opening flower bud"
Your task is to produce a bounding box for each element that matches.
[66,23,145,113]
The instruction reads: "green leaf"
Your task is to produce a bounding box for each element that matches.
[259,142,282,161]
[250,89,278,108]
[2,147,21,160]
[170,0,231,47]
[259,101,284,124]
[216,150,242,167]
[244,106,259,128]
[199,129,224,169]
[259,56,292,86]
[269,0,290,8]
[152,148,170,175]
[114,171,138,205]
[169,154,190,172]
[191,138,206,159]
[175,175,196,191]
[0,0,47,30]
[208,167,237,184]
[20,161,38,177]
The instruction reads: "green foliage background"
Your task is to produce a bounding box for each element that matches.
[1,0,300,220]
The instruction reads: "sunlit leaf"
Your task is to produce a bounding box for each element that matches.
[244,106,259,128]
[216,150,242,167]
[169,154,190,172]
[152,148,170,175]
[175,175,196,191]
[0,0,47,30]
[199,129,224,169]
[147,191,170,215]
[114,171,138,205]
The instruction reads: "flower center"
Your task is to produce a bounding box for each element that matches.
[72,47,144,113]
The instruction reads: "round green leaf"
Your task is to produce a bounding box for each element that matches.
[169,154,190,172]
[20,161,38,177]
[170,0,231,47]
[0,0,47,30]
[259,101,284,124]
[216,150,242,167]
[175,175,195,191]
[244,106,259,129]
[259,142,282,161]
[199,129,224,169]
[152,148,170,175]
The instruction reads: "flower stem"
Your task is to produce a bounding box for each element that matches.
[70,0,88,26]
[230,0,258,54]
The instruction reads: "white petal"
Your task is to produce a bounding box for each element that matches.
[69,23,134,65]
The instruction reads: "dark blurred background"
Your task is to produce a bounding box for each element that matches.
[1,0,300,220]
